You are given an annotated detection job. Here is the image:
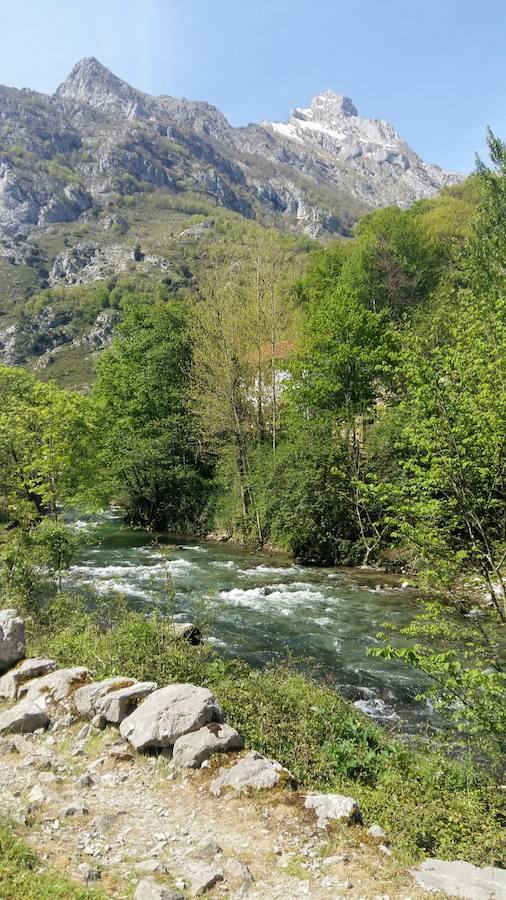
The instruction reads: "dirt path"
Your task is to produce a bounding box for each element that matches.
[0,724,432,899]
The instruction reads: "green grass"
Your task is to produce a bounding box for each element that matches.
[0,260,39,312]
[27,596,506,868]
[0,819,107,900]
[32,345,97,391]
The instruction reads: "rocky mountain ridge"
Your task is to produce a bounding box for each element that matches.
[0,57,458,254]
[0,58,461,383]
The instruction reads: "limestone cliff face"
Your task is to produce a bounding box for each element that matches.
[262,90,455,208]
[0,57,459,251]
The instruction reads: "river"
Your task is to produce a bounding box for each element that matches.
[67,512,435,736]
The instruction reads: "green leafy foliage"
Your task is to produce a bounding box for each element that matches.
[0,366,96,523]
[0,519,81,611]
[94,295,212,529]
[28,597,505,865]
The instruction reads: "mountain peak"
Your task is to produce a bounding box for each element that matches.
[55,57,150,119]
[292,90,358,127]
[311,90,358,118]
[56,57,117,92]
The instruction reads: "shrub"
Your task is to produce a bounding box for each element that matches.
[28,595,506,866]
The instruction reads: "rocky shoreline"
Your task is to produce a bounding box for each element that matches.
[1,608,505,899]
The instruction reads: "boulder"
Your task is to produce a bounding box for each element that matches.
[120,684,223,751]
[304,792,362,828]
[20,667,89,707]
[0,609,25,673]
[0,699,50,735]
[170,622,202,645]
[187,863,224,896]
[73,677,136,718]
[96,681,158,724]
[210,751,296,796]
[412,859,506,899]
[59,801,89,818]
[0,657,56,700]
[173,722,244,769]
[134,878,183,900]
[368,823,386,839]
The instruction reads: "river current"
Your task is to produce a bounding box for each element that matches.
[68,513,434,735]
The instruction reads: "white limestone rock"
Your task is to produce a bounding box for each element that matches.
[27,782,60,809]
[134,877,183,900]
[73,676,136,718]
[119,684,223,751]
[0,657,56,700]
[368,823,386,839]
[0,699,50,735]
[20,667,90,707]
[96,680,158,724]
[210,751,295,796]
[187,862,224,896]
[304,792,362,828]
[412,859,506,899]
[0,609,25,673]
[172,722,244,769]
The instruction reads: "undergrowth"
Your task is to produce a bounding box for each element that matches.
[0,818,106,900]
[27,593,506,867]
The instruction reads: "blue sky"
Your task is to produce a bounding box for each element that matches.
[1,0,505,173]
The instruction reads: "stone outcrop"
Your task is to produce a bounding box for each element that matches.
[412,858,506,899]
[0,56,460,262]
[209,751,296,796]
[0,609,26,673]
[120,684,223,751]
[172,722,244,769]
[49,243,172,286]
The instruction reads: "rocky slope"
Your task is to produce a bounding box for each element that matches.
[0,59,461,384]
[0,57,458,271]
[262,90,454,208]
[4,607,505,899]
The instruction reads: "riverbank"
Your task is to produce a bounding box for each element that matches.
[65,513,428,734]
[0,726,431,900]
[23,597,505,871]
